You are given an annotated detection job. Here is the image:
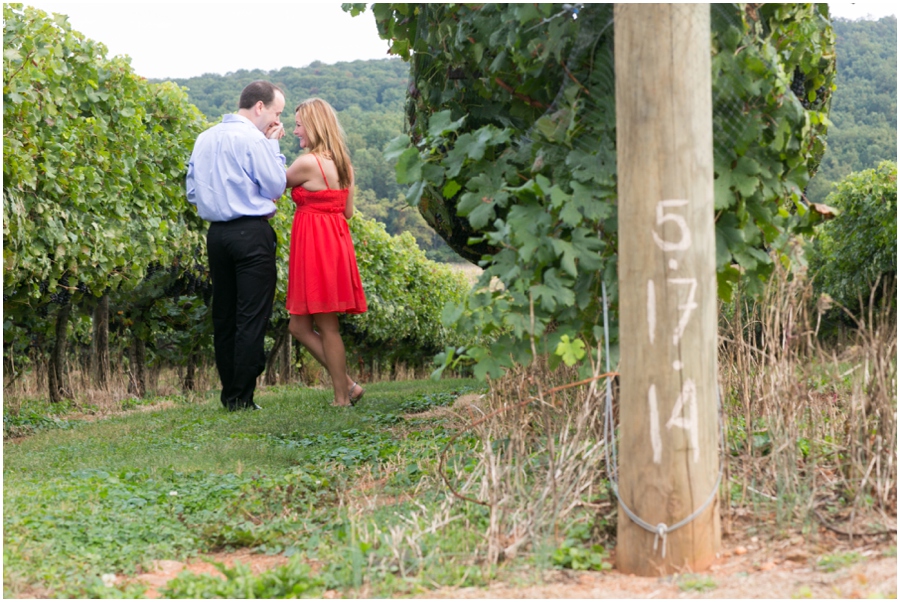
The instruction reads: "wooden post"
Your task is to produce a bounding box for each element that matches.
[615,3,720,575]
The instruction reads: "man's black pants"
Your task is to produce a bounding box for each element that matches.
[207,217,277,409]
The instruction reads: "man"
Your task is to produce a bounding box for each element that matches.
[186,80,287,410]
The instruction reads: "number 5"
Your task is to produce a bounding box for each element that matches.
[652,199,691,252]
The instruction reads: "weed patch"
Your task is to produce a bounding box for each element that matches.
[160,557,325,598]
[3,410,82,439]
[3,379,486,597]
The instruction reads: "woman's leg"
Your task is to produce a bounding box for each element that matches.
[310,312,350,406]
[288,314,361,403]
[288,314,325,363]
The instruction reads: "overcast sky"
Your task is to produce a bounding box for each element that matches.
[17,2,395,80]
[17,2,899,81]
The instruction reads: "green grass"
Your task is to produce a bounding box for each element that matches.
[816,551,863,572]
[792,585,815,598]
[677,574,717,593]
[3,378,497,598]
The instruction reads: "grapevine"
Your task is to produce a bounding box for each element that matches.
[355,3,837,378]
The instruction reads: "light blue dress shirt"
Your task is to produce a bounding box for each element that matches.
[186,114,287,222]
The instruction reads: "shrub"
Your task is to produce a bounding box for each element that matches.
[345,214,477,364]
[808,160,897,318]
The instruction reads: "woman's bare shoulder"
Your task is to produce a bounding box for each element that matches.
[288,152,318,175]
[294,152,319,166]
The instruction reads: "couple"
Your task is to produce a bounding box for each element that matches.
[186,80,367,410]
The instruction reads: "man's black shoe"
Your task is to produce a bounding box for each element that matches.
[224,399,260,411]
[236,401,262,411]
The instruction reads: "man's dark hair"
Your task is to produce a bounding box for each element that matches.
[239,81,283,110]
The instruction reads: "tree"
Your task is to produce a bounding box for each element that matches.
[808,160,897,317]
[345,3,837,378]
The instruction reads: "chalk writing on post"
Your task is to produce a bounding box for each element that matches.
[647,199,700,464]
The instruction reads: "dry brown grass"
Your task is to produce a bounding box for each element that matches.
[2,360,218,417]
[435,256,896,567]
[3,349,456,419]
[438,352,613,564]
[719,259,896,531]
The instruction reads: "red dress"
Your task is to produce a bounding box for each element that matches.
[285,157,367,315]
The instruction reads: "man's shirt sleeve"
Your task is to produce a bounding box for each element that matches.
[186,156,198,206]
[251,138,287,200]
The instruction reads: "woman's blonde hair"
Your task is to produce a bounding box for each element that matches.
[295,98,353,189]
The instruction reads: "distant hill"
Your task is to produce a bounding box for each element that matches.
[807,16,897,203]
[162,58,408,118]
[160,59,410,161]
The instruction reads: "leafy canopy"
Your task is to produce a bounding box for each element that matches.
[343,3,837,378]
[3,4,208,306]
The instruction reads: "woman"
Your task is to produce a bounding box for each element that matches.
[285,98,367,407]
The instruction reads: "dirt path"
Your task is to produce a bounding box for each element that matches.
[424,542,896,599]
[423,557,897,599]
[126,551,294,599]
[124,523,895,599]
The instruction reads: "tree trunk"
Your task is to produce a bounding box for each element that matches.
[279,330,291,384]
[293,338,305,384]
[148,363,160,394]
[128,336,146,398]
[48,303,72,403]
[183,350,198,391]
[265,324,290,385]
[92,293,110,389]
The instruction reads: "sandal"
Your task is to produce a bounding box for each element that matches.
[349,382,365,406]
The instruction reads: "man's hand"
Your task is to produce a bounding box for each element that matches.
[265,122,285,140]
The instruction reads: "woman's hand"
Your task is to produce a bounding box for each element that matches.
[265,122,285,140]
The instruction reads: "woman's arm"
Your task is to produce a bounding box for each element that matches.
[344,166,355,220]
[285,154,312,188]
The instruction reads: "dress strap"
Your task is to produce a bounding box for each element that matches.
[312,154,331,190]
